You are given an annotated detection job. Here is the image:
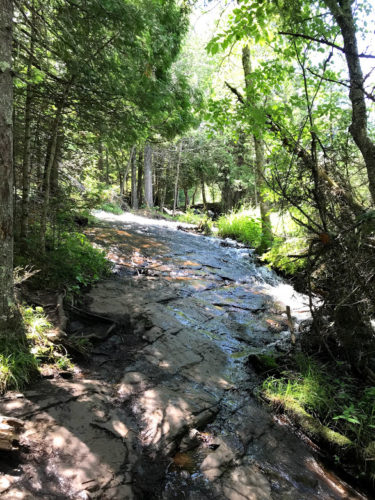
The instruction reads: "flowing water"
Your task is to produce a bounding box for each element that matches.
[0,211,367,499]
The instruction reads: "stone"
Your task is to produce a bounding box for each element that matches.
[221,465,271,500]
[104,484,135,499]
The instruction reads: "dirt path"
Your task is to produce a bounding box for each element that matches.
[0,212,367,499]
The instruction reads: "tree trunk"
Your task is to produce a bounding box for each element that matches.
[173,141,182,215]
[137,149,143,206]
[105,148,110,183]
[221,169,233,213]
[254,136,273,250]
[98,141,105,181]
[242,44,273,250]
[159,151,170,211]
[50,133,64,197]
[324,0,375,205]
[183,187,189,211]
[120,145,135,197]
[131,146,138,209]
[191,186,197,206]
[40,81,71,253]
[144,142,153,208]
[0,0,16,330]
[201,176,207,209]
[20,6,36,246]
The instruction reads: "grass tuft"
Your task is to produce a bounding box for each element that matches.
[217,212,262,247]
[261,354,375,477]
[0,305,75,393]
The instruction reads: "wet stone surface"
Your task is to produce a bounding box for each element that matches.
[0,211,366,499]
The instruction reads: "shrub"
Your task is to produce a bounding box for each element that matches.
[262,237,307,275]
[46,232,111,289]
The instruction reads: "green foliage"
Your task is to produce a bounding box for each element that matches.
[46,233,111,289]
[262,355,375,475]
[197,217,213,236]
[0,305,74,393]
[262,237,307,275]
[99,202,123,215]
[217,212,262,247]
[22,306,71,368]
[0,337,38,393]
[177,209,208,225]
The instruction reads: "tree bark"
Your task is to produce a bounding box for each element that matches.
[183,187,189,211]
[201,176,207,209]
[323,0,375,204]
[20,5,36,246]
[137,149,143,206]
[173,141,182,215]
[254,136,273,250]
[144,142,153,208]
[98,141,105,181]
[50,133,64,197]
[0,0,16,330]
[40,82,71,253]
[191,186,198,206]
[120,145,135,197]
[131,146,138,209]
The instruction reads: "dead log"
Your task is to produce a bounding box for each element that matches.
[0,416,24,450]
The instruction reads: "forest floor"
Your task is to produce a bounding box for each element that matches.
[0,211,368,499]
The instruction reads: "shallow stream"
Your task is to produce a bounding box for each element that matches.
[0,211,366,499]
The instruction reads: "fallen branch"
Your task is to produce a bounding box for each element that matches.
[66,304,115,324]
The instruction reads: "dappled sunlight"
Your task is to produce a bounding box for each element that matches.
[3,211,364,499]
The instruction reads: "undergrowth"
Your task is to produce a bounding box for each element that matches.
[262,237,307,275]
[16,231,111,292]
[262,354,375,480]
[99,202,123,214]
[0,306,73,393]
[216,212,262,247]
[176,209,209,225]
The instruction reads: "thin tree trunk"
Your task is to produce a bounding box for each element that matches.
[0,0,16,330]
[98,141,104,181]
[120,145,135,197]
[254,136,273,250]
[191,186,198,206]
[40,82,71,253]
[105,148,109,183]
[131,146,138,209]
[183,188,189,211]
[144,142,153,208]
[201,177,207,210]
[20,6,36,246]
[159,151,170,211]
[137,149,143,206]
[242,44,273,250]
[50,133,63,197]
[173,141,182,215]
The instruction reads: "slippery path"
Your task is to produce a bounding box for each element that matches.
[0,212,366,499]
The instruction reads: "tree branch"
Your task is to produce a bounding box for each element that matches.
[225,81,244,104]
[279,31,375,59]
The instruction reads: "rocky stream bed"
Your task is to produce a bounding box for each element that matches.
[0,211,368,499]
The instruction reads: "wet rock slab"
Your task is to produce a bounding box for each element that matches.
[0,212,366,500]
